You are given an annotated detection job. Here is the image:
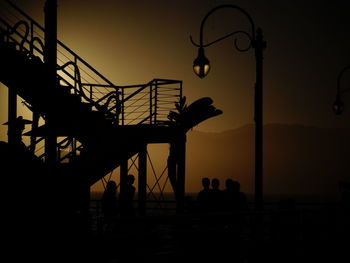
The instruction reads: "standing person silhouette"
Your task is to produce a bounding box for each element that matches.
[210,178,224,212]
[119,174,136,217]
[101,180,118,217]
[196,177,211,212]
[101,180,118,232]
[234,180,248,211]
[223,178,236,211]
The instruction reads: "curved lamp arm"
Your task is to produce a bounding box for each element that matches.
[190,5,258,78]
[190,4,256,48]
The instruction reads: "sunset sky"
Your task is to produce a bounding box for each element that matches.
[2,0,350,134]
[1,0,350,196]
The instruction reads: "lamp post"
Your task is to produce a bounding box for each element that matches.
[191,5,266,211]
[333,65,350,115]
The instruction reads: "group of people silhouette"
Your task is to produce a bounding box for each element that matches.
[101,174,136,222]
[101,175,247,220]
[196,177,247,213]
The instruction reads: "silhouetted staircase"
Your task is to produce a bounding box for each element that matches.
[0,0,183,186]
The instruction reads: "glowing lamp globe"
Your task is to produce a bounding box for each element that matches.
[193,47,210,78]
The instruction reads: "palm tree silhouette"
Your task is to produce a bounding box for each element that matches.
[168,96,223,131]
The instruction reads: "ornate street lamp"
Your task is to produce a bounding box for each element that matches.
[191,4,266,210]
[334,65,350,115]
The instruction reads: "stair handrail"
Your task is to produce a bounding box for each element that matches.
[2,0,115,85]
[0,17,44,58]
[1,2,119,120]
[1,0,183,128]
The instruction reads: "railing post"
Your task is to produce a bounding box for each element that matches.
[154,80,158,124]
[149,83,153,125]
[116,89,120,125]
[121,87,125,126]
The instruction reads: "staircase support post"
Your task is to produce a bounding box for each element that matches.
[138,144,147,216]
[120,158,128,203]
[44,0,57,164]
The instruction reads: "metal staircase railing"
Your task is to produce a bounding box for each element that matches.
[0,0,183,162]
[0,0,182,126]
[0,0,118,113]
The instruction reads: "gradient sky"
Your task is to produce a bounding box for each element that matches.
[4,0,350,133]
[1,0,350,196]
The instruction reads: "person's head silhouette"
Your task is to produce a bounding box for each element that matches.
[127,174,135,185]
[106,180,117,192]
[232,180,240,192]
[225,178,235,190]
[211,178,220,190]
[202,177,210,189]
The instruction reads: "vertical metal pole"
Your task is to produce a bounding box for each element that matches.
[254,28,265,211]
[138,144,147,216]
[44,0,57,164]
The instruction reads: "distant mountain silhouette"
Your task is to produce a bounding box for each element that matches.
[186,123,350,198]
